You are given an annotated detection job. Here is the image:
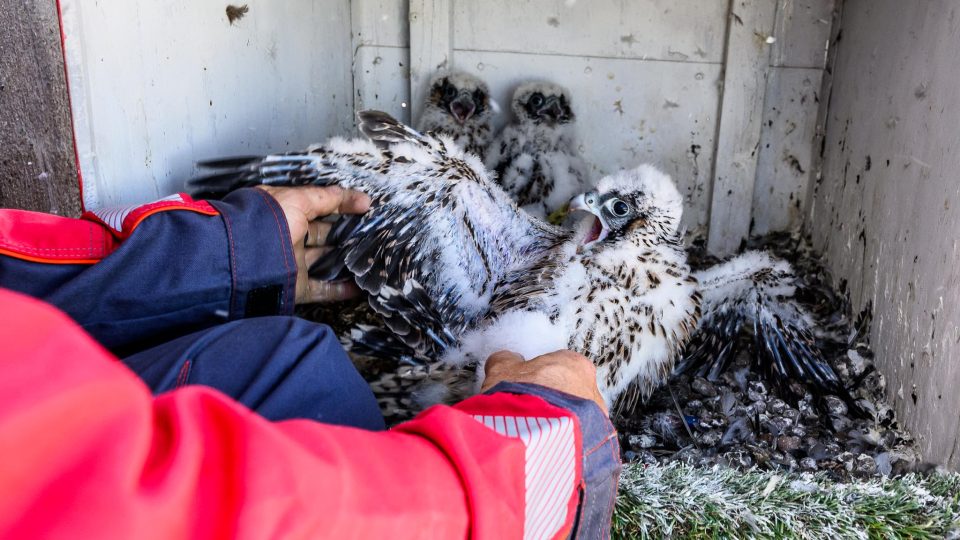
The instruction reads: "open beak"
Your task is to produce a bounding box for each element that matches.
[569,191,608,249]
[537,97,565,123]
[449,94,477,124]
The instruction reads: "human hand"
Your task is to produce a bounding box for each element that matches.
[481,350,608,415]
[258,185,371,304]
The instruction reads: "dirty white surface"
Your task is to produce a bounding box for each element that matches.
[809,0,960,469]
[59,0,355,208]
[352,0,411,124]
[61,0,834,249]
[408,0,834,245]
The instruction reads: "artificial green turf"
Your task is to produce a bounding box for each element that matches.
[612,462,960,539]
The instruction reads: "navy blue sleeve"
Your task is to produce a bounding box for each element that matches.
[0,189,297,356]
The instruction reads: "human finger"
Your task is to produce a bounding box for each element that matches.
[304,246,333,269]
[306,279,362,303]
[304,221,334,247]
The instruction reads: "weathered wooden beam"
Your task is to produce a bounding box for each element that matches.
[707,0,778,255]
[408,0,453,123]
[0,0,82,216]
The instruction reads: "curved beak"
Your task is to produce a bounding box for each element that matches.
[569,191,608,248]
[569,192,596,213]
[449,93,477,124]
[537,97,565,123]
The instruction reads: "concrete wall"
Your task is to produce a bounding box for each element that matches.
[60,0,836,252]
[59,0,356,209]
[809,0,960,468]
[403,0,835,248]
[352,0,411,124]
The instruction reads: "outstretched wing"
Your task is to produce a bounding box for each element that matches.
[190,110,563,360]
[677,250,851,401]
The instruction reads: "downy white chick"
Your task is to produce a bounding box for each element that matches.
[486,80,590,222]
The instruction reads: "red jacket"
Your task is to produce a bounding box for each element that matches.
[0,191,620,539]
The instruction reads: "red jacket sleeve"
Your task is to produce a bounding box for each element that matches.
[0,288,589,540]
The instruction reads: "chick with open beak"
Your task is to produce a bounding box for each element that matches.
[569,191,609,249]
[417,70,497,159]
[485,80,591,222]
[448,92,477,124]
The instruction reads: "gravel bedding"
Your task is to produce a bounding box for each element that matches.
[298,233,927,481]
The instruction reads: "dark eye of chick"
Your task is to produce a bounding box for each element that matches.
[528,93,544,108]
[611,200,630,217]
[443,83,457,100]
[472,89,486,113]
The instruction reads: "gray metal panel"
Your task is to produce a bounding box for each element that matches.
[354,45,413,125]
[353,0,410,48]
[770,0,835,69]
[707,0,778,255]
[353,0,412,124]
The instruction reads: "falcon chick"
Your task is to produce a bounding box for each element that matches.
[417,70,496,160]
[191,112,840,410]
[191,112,697,405]
[485,80,590,221]
[448,165,700,405]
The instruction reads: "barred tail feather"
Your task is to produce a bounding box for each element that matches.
[678,250,859,412]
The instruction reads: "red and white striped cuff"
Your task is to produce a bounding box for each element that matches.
[472,414,578,540]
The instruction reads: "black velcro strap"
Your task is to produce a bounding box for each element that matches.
[245,285,284,318]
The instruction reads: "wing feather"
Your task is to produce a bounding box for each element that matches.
[190,110,564,360]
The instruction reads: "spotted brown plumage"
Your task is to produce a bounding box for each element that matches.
[190,111,841,409]
[449,165,700,406]
[191,113,705,404]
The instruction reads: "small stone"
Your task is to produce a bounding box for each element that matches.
[636,450,658,465]
[726,451,754,468]
[787,381,807,397]
[837,451,856,472]
[777,436,801,453]
[800,457,818,471]
[764,416,792,436]
[719,391,738,416]
[854,453,876,475]
[699,430,722,446]
[847,349,869,376]
[824,395,848,417]
[832,416,851,432]
[880,430,899,448]
[774,452,798,470]
[782,408,801,424]
[875,452,893,476]
[808,442,840,460]
[629,434,657,449]
[834,361,850,381]
[747,381,767,402]
[768,398,788,415]
[749,446,772,466]
[790,425,806,438]
[692,377,718,397]
[686,399,704,412]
